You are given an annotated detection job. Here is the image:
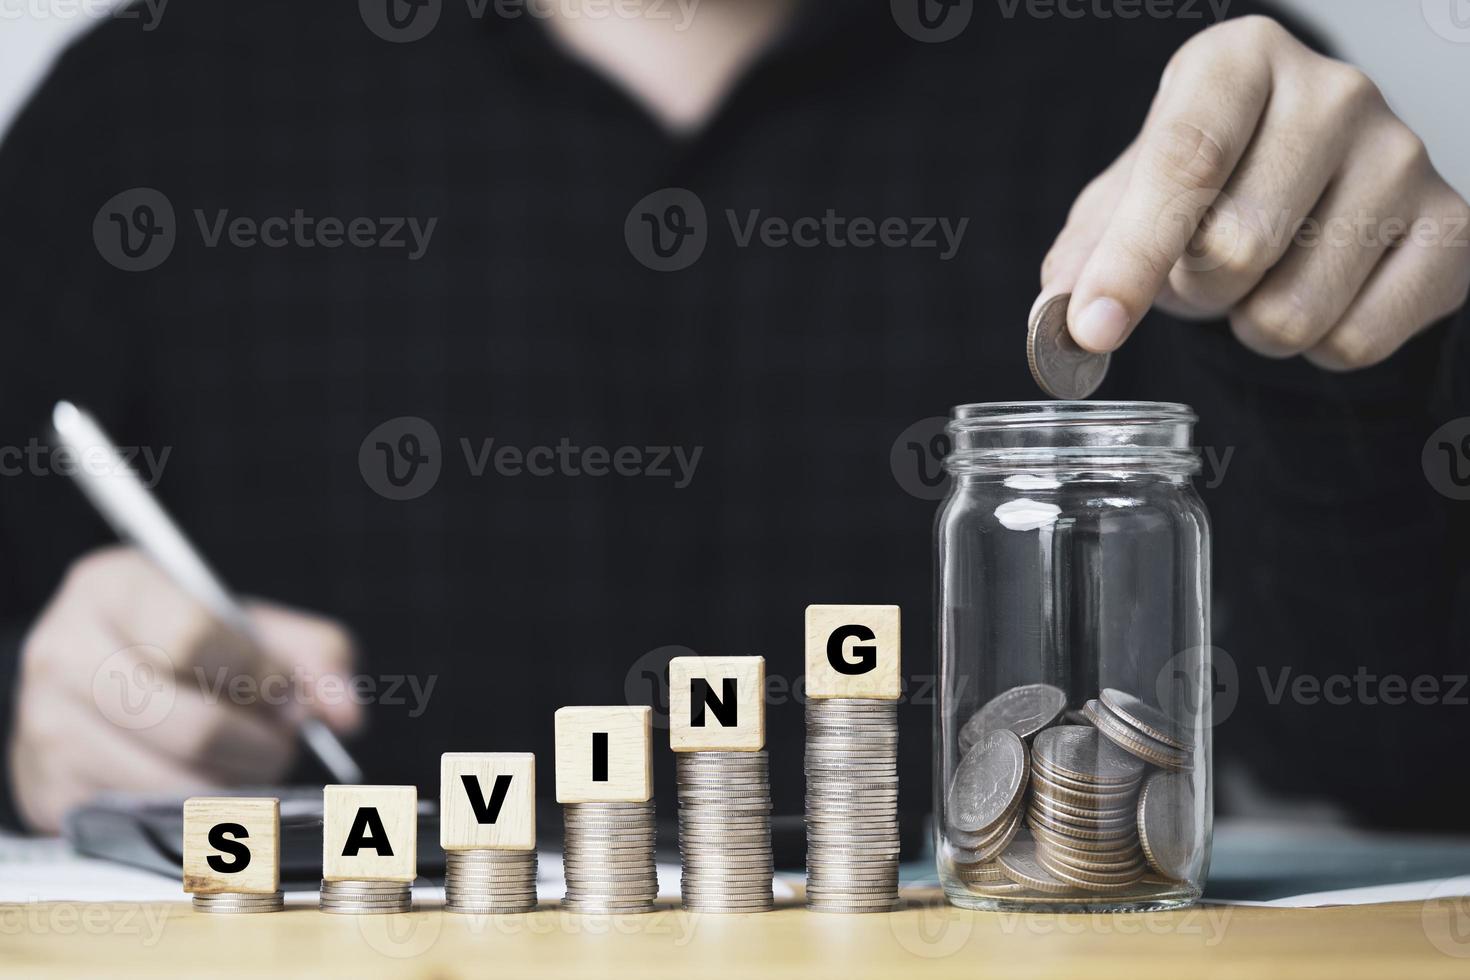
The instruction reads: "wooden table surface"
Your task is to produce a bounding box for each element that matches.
[5,889,1468,979]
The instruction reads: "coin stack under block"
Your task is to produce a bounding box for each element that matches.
[440,753,539,913]
[803,605,903,913]
[555,706,659,914]
[320,785,418,914]
[670,656,774,913]
[182,797,284,914]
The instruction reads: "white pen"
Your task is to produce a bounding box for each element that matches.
[50,400,363,784]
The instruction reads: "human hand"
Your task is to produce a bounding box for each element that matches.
[1039,16,1470,370]
[7,547,361,832]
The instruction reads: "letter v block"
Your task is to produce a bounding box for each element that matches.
[669,656,765,751]
[440,753,536,851]
[322,785,418,882]
[182,797,280,895]
[804,604,902,699]
[554,706,652,803]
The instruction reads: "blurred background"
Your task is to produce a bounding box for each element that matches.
[4,0,1469,193]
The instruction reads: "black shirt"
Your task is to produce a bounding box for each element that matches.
[1,0,1465,830]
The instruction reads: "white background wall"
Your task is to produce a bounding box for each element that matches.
[1,0,1467,193]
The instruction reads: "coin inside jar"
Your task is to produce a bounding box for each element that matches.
[1032,725,1146,785]
[1136,770,1198,882]
[947,729,1029,834]
[958,683,1067,753]
[1099,688,1192,750]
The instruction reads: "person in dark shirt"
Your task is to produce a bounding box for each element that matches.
[1,1,1466,835]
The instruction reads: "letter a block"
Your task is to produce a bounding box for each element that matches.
[804,604,902,700]
[322,785,418,882]
[440,752,536,851]
[554,706,652,803]
[669,656,765,752]
[182,797,280,895]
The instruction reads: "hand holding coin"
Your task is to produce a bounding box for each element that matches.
[1036,17,1470,372]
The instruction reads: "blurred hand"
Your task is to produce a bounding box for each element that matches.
[1039,16,1470,371]
[7,547,361,833]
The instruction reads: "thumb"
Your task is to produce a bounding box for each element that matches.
[244,600,364,736]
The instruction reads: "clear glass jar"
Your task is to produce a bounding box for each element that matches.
[934,402,1212,912]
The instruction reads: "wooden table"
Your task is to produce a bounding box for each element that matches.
[5,889,1467,979]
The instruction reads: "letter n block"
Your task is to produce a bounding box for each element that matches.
[554,706,652,803]
[440,752,536,851]
[669,656,765,752]
[804,604,902,699]
[182,797,279,895]
[322,785,418,882]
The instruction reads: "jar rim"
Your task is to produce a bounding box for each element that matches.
[945,401,1200,474]
[949,401,1197,429]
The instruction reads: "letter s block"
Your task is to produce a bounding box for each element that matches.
[440,752,536,851]
[669,656,765,752]
[182,797,279,895]
[804,604,902,699]
[554,706,652,803]
[322,785,418,882]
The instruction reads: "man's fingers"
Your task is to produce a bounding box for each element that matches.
[1166,69,1354,316]
[11,687,223,833]
[58,548,254,674]
[1068,19,1278,352]
[246,600,364,734]
[1305,199,1470,371]
[1229,144,1415,358]
[25,602,298,781]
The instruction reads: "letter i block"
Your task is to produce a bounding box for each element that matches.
[554,706,652,803]
[322,785,418,882]
[182,797,280,895]
[804,604,902,700]
[669,656,765,752]
[440,753,536,851]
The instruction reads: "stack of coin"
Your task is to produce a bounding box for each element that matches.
[191,890,284,913]
[946,729,1028,872]
[1085,690,1193,772]
[444,849,538,914]
[560,801,658,914]
[318,879,412,914]
[676,751,774,912]
[1018,725,1147,893]
[804,698,900,913]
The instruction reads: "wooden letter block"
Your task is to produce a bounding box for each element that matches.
[669,656,765,752]
[804,604,902,699]
[322,785,417,882]
[554,706,652,803]
[182,797,279,895]
[440,752,536,851]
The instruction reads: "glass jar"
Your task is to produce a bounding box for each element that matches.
[934,402,1212,912]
